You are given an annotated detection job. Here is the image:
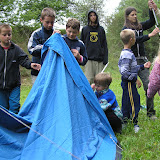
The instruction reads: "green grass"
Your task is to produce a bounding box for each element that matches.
[107,53,160,160]
[110,77,160,160]
[20,53,160,160]
[20,75,32,105]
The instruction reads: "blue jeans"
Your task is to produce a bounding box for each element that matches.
[0,86,20,114]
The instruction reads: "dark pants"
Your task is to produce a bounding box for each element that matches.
[104,109,122,134]
[121,81,140,125]
[0,86,20,114]
[137,58,155,117]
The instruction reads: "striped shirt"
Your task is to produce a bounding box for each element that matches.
[118,49,144,81]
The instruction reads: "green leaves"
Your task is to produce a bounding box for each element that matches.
[0,0,75,26]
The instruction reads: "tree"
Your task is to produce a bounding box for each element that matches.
[0,0,107,28]
[71,0,105,26]
[18,0,78,27]
[0,0,76,27]
[0,0,18,24]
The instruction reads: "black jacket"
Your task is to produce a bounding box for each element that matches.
[28,25,53,76]
[63,34,88,66]
[122,10,155,57]
[0,42,31,90]
[80,9,108,64]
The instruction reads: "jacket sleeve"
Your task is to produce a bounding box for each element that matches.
[99,91,116,110]
[134,10,155,44]
[135,31,150,43]
[141,9,155,30]
[107,92,116,107]
[101,27,108,65]
[17,46,31,69]
[79,42,88,66]
[28,31,42,58]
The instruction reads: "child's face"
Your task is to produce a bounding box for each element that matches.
[127,10,137,23]
[0,27,12,47]
[95,84,107,92]
[40,16,55,30]
[66,27,79,40]
[89,12,97,23]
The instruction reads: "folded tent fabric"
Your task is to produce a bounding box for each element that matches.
[0,33,119,160]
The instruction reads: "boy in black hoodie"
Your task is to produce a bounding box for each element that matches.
[80,9,108,84]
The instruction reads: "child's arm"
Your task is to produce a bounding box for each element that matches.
[71,49,82,62]
[72,42,88,66]
[99,91,117,111]
[71,46,88,65]
[17,45,40,71]
[79,43,88,66]
[100,99,111,111]
[28,32,43,58]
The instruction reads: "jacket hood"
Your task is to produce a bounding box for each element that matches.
[87,9,99,26]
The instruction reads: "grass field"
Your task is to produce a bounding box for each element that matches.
[20,53,160,160]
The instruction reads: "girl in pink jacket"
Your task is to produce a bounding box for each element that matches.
[147,51,160,98]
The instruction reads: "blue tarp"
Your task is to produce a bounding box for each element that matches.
[0,33,118,160]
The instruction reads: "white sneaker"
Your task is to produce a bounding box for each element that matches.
[134,125,140,133]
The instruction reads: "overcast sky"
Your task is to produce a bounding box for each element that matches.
[103,0,121,15]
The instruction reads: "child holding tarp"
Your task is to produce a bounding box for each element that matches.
[0,23,41,114]
[62,18,88,66]
[118,29,151,133]
[91,72,123,134]
[28,7,61,84]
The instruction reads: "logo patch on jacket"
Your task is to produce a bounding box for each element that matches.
[90,32,98,42]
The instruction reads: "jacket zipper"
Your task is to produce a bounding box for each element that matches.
[136,30,140,57]
[3,49,7,88]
